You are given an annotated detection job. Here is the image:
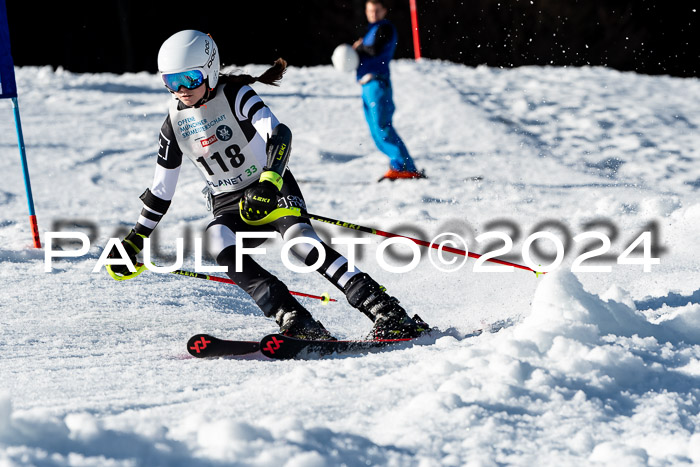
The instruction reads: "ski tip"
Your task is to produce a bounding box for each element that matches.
[187,333,261,358]
[260,334,293,359]
[187,334,216,358]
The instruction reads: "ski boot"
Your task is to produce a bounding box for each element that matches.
[344,273,430,339]
[274,295,335,341]
[371,301,430,340]
[378,168,427,182]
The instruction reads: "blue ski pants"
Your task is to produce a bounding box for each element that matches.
[362,77,417,172]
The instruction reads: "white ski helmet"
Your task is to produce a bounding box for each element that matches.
[158,30,219,89]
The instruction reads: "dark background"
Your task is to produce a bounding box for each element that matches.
[5,0,698,77]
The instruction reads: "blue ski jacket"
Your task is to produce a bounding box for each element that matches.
[356,19,397,82]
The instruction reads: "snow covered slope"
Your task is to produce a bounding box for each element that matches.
[0,60,699,465]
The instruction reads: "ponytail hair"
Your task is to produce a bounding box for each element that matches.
[218,58,287,87]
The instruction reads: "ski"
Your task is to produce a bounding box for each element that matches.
[259,333,414,359]
[186,333,414,359]
[186,318,510,359]
[187,334,260,358]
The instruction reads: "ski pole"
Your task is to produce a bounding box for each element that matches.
[11,98,42,248]
[137,263,335,303]
[305,212,539,274]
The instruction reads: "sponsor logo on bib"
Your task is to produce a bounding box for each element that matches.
[216,125,233,141]
[200,134,218,147]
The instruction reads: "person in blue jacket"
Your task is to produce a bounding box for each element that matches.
[353,0,424,181]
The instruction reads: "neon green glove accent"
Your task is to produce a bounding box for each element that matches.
[105,230,148,280]
[106,263,147,281]
[259,171,283,190]
[239,204,302,226]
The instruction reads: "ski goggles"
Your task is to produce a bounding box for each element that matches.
[161,69,206,92]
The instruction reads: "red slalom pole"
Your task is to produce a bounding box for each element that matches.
[306,212,539,274]
[409,0,422,60]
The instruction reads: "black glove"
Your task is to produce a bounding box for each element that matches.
[240,172,282,222]
[106,229,144,277]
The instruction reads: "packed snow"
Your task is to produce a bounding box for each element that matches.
[1,60,699,466]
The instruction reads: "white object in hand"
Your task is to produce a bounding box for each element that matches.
[331,44,359,72]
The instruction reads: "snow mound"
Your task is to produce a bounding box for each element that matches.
[519,270,700,347]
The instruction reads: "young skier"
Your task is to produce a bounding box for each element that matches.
[106,30,428,340]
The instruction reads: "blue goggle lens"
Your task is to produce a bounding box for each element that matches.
[161,70,205,92]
